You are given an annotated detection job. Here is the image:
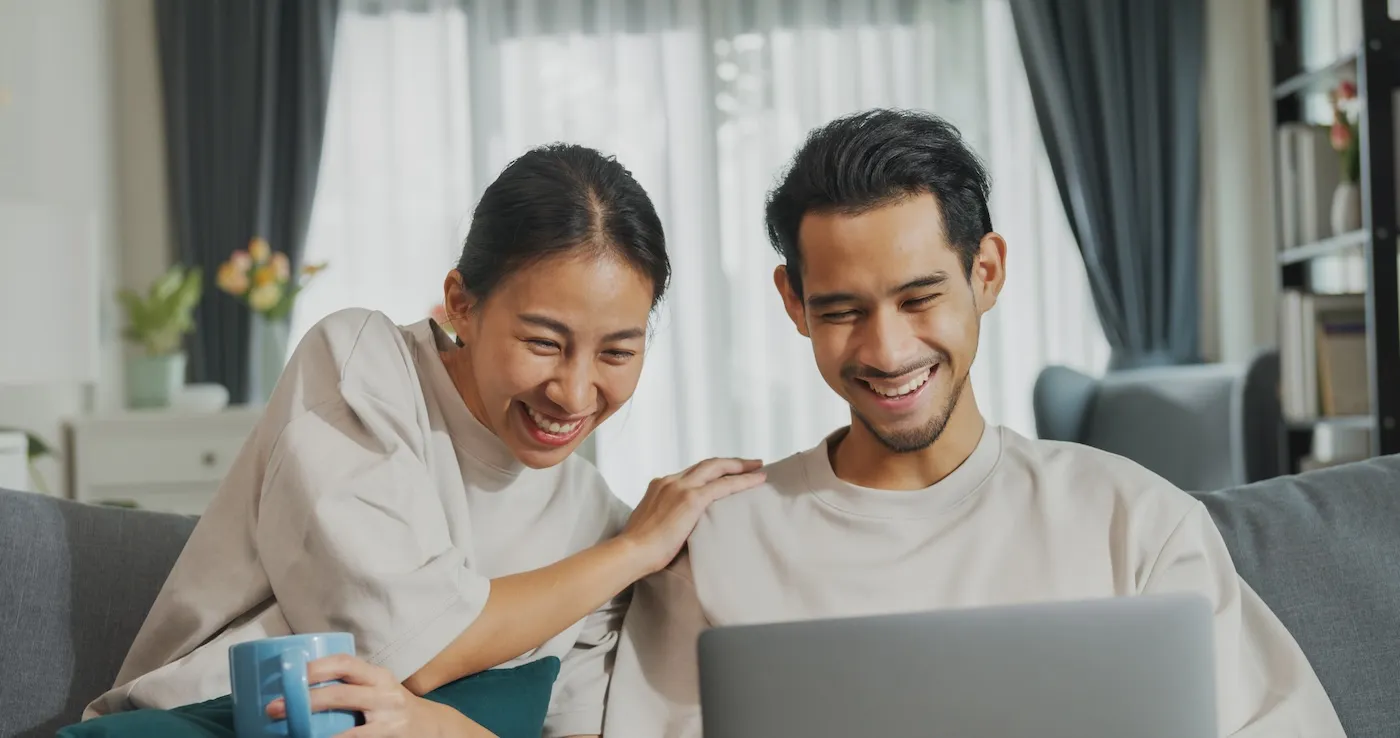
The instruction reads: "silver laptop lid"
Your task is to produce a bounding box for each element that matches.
[698,594,1217,738]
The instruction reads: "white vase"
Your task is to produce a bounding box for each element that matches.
[248,314,291,405]
[1330,181,1362,236]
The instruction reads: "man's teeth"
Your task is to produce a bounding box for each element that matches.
[865,368,932,398]
[527,407,582,435]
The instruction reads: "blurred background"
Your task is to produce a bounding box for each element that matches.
[0,0,1395,510]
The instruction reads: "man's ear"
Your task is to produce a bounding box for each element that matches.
[443,271,477,335]
[773,265,810,338]
[970,232,1007,315]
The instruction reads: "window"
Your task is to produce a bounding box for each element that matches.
[297,0,1108,503]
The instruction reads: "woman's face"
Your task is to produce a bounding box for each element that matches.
[443,250,654,469]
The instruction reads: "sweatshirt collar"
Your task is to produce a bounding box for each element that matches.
[804,425,1003,519]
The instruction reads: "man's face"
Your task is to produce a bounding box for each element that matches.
[775,193,1005,453]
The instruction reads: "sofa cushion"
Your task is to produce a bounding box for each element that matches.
[0,490,196,738]
[1196,455,1400,738]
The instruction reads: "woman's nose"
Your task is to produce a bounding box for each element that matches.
[545,365,596,416]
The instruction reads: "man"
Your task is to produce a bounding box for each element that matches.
[602,109,1343,737]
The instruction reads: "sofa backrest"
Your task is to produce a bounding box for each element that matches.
[1196,455,1400,738]
[0,489,196,738]
[1033,352,1283,491]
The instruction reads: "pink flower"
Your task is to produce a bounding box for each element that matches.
[1336,80,1357,100]
[217,262,250,296]
[1331,120,1352,152]
[229,250,252,272]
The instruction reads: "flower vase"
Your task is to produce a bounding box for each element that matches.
[248,313,290,405]
[1330,181,1363,236]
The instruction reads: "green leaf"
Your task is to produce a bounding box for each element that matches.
[0,427,55,460]
[119,265,205,356]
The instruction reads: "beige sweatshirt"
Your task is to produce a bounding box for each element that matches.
[603,425,1344,738]
[86,309,631,738]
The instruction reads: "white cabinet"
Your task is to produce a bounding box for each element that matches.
[0,430,28,491]
[65,408,262,515]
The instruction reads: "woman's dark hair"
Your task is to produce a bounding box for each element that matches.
[764,109,992,298]
[457,143,670,307]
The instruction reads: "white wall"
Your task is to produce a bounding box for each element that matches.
[1199,0,1279,364]
[111,0,173,304]
[0,0,171,494]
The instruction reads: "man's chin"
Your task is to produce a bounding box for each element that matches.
[853,412,947,454]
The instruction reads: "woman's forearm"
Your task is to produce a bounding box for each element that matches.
[403,536,648,695]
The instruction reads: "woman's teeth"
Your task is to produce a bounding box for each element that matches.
[527,407,582,435]
[864,368,932,398]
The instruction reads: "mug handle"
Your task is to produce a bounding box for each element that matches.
[280,648,313,738]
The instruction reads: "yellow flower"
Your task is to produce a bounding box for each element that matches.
[248,237,271,264]
[252,265,277,288]
[271,252,291,282]
[216,262,249,296]
[248,283,283,313]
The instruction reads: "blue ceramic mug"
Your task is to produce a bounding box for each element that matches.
[228,632,358,738]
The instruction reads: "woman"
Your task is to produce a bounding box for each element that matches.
[76,145,764,736]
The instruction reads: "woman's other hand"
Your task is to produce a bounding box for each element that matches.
[621,457,766,574]
[267,654,494,738]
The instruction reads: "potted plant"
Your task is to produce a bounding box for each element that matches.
[118,264,203,409]
[1329,80,1362,235]
[216,237,326,403]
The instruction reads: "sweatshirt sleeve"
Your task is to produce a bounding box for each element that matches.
[602,554,708,738]
[255,381,491,681]
[543,591,629,737]
[1142,503,1345,738]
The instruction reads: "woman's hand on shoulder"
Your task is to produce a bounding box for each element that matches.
[619,457,766,575]
[267,654,495,738]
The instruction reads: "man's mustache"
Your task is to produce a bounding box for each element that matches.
[841,355,946,382]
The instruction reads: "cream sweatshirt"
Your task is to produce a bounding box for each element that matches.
[603,425,1344,738]
[86,309,630,738]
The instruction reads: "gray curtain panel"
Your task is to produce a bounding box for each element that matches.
[1009,0,1205,369]
[155,0,338,402]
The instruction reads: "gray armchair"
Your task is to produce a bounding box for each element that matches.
[1033,351,1283,491]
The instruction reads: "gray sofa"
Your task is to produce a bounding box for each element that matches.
[1034,352,1285,492]
[4,456,1399,737]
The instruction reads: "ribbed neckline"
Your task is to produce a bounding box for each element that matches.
[804,425,1003,519]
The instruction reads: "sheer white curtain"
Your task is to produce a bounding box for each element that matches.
[296,0,1109,504]
[290,0,472,350]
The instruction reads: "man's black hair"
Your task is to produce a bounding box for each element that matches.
[764,109,992,297]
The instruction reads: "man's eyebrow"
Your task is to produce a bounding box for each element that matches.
[805,272,949,309]
[892,273,948,293]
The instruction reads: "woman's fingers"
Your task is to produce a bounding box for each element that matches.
[679,457,763,486]
[267,654,398,718]
[700,470,767,501]
[267,683,392,716]
[306,653,393,687]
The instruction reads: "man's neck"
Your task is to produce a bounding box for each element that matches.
[830,384,986,491]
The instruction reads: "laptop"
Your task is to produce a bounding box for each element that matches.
[697,594,1217,738]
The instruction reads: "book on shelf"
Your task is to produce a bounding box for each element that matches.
[1277,123,1342,251]
[1280,291,1369,421]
